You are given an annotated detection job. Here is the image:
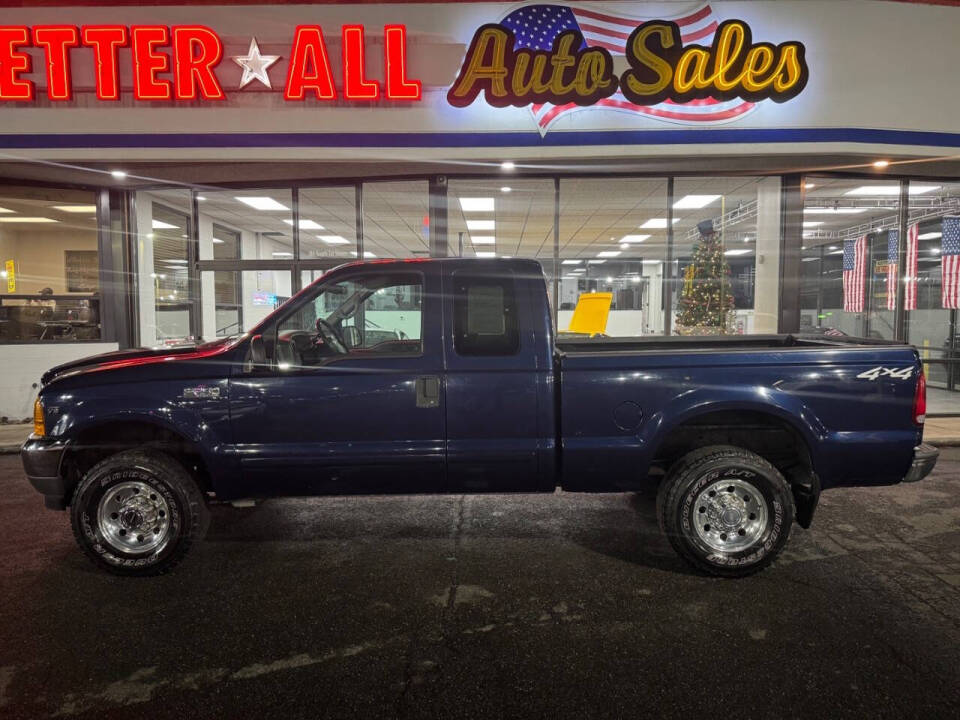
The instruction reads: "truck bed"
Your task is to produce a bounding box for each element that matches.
[555,333,901,355]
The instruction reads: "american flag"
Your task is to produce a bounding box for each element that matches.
[499,4,755,133]
[905,222,919,311]
[842,235,867,313]
[942,217,960,309]
[886,229,898,311]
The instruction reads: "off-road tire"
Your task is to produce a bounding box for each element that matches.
[657,445,793,578]
[70,449,209,576]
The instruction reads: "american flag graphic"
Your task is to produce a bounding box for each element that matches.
[500,4,756,133]
[905,223,919,311]
[842,235,867,313]
[886,229,898,311]
[942,217,960,309]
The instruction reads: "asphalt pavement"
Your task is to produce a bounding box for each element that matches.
[1,451,959,719]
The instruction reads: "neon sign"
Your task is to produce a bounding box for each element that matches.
[0,24,421,102]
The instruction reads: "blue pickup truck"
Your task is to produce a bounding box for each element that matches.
[22,258,937,577]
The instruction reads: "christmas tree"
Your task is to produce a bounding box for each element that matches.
[675,221,734,333]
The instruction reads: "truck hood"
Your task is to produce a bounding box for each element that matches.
[41,338,238,386]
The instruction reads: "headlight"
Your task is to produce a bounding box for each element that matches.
[33,397,45,437]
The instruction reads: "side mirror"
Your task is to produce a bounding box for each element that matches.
[244,334,266,372]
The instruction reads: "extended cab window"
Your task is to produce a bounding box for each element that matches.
[273,273,422,368]
[453,273,519,356]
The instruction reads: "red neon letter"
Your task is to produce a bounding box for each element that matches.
[342,25,379,100]
[0,27,34,101]
[33,26,80,101]
[172,26,224,100]
[384,25,421,101]
[284,26,336,100]
[131,25,172,100]
[81,26,128,100]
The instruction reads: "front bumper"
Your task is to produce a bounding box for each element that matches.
[21,435,70,509]
[903,443,939,483]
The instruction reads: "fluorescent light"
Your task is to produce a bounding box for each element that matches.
[0,217,57,223]
[673,194,720,209]
[918,232,942,240]
[235,196,289,211]
[597,251,621,258]
[570,268,585,273]
[804,207,868,215]
[930,247,941,254]
[724,249,752,256]
[110,170,127,179]
[466,219,495,231]
[803,221,824,227]
[475,251,496,258]
[470,235,495,245]
[873,160,890,168]
[640,218,679,229]
[350,251,377,258]
[196,196,207,201]
[805,183,816,190]
[587,259,606,264]
[500,186,512,193]
[844,185,940,196]
[459,197,495,212]
[164,259,187,264]
[802,257,819,262]
[620,234,651,243]
[317,235,351,245]
[272,252,293,258]
[500,161,515,171]
[828,250,844,255]
[53,205,97,213]
[642,259,662,265]
[283,219,325,230]
[152,219,179,229]
[212,238,225,244]
[0,207,13,213]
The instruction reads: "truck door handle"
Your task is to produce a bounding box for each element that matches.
[415,376,440,408]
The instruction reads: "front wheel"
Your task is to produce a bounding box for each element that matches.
[657,445,794,577]
[70,449,210,576]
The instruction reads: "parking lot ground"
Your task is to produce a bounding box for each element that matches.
[1,450,959,719]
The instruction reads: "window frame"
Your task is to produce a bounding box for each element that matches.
[451,269,521,358]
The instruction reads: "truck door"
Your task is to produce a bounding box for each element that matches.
[442,266,550,492]
[228,268,445,496]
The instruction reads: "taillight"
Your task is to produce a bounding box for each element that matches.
[33,397,45,436]
[913,368,926,425]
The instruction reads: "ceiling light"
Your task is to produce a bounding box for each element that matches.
[805,183,815,190]
[562,259,582,265]
[587,259,606,264]
[350,250,377,258]
[642,260,662,265]
[828,245,838,250]
[872,160,890,168]
[804,208,868,215]
[500,161,515,171]
[829,249,844,255]
[272,252,293,258]
[284,219,325,230]
[802,257,819,262]
[844,185,939,196]
[0,207,13,213]
[110,170,127,179]
[466,219,495,231]
[164,259,187,264]
[459,197,495,212]
[597,251,621,258]
[640,218,679,229]
[196,196,207,201]
[152,219,179,229]
[500,186,512,193]
[930,247,941,254]
[803,221,824,227]
[918,232,942,240]
[317,235,351,245]
[673,194,721,209]
[570,268,585,273]
[53,205,97,213]
[724,249,752,256]
[470,235,495,245]
[235,196,289,211]
[630,276,642,283]
[620,234,651,243]
[212,238,225,244]
[0,217,58,223]
[605,276,613,282]
[620,243,629,250]
[475,251,496,258]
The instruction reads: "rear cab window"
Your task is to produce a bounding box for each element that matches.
[452,271,519,356]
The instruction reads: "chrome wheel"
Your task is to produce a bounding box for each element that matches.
[692,477,768,552]
[96,481,171,555]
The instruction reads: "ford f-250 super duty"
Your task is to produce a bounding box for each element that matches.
[21,258,938,577]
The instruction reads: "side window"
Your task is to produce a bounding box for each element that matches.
[273,273,423,367]
[453,274,520,356]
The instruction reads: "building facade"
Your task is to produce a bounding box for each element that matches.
[1,0,960,418]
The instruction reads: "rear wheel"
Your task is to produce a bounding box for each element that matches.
[70,449,209,576]
[657,445,793,577]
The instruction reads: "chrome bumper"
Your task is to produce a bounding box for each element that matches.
[903,443,939,483]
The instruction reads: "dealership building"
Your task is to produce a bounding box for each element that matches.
[1,0,959,419]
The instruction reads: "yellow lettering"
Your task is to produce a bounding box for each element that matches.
[574,49,614,97]
[741,45,774,92]
[622,22,675,100]
[448,27,510,101]
[712,22,747,91]
[773,45,802,93]
[548,33,577,94]
[674,48,712,93]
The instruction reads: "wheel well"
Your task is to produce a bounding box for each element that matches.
[651,410,815,487]
[61,421,213,503]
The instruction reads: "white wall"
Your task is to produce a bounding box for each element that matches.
[0,343,118,420]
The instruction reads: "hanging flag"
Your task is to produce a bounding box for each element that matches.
[842,235,867,312]
[886,229,898,311]
[905,223,919,311]
[942,216,960,309]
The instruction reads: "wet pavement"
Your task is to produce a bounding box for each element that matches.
[1,451,959,719]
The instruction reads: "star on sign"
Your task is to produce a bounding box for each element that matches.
[233,38,280,89]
